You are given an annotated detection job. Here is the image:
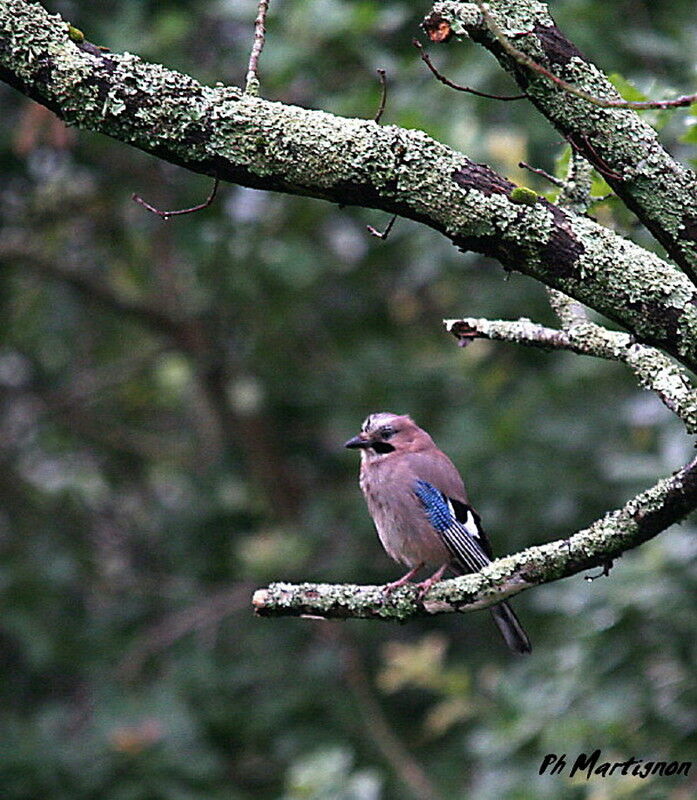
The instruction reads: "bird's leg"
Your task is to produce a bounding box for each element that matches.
[382,562,424,594]
[415,564,448,599]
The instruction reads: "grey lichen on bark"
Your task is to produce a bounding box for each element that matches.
[254,454,697,620]
[3,1,697,371]
[445,317,697,433]
[428,0,697,281]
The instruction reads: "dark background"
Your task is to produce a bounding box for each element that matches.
[1,1,696,798]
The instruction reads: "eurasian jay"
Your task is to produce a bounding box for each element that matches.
[345,412,531,655]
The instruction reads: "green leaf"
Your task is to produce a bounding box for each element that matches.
[607,72,648,103]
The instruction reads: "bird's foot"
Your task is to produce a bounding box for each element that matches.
[382,563,424,595]
[415,564,447,600]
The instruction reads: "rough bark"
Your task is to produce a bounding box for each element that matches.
[425,1,697,282]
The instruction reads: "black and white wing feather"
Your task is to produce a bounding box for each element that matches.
[413,479,490,574]
[413,479,532,654]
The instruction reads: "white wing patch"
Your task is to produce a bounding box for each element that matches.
[461,509,481,539]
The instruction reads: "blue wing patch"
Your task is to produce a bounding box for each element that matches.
[413,479,490,573]
[414,480,454,532]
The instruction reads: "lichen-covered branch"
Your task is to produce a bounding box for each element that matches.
[546,288,587,328]
[556,149,594,216]
[545,154,594,327]
[3,2,697,371]
[253,453,697,620]
[426,1,697,282]
[471,0,697,111]
[445,317,697,433]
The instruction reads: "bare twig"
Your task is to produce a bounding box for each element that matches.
[473,1,697,110]
[245,0,271,95]
[445,317,697,433]
[585,561,614,582]
[518,161,563,187]
[414,39,525,101]
[374,69,388,123]
[367,214,398,240]
[132,177,219,221]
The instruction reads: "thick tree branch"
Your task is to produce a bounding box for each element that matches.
[471,0,697,111]
[425,1,697,282]
[253,453,697,620]
[3,2,697,371]
[445,316,697,433]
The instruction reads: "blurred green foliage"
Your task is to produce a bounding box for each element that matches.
[1,0,696,798]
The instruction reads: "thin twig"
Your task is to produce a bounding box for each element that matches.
[473,1,697,110]
[518,161,563,187]
[132,177,219,221]
[374,68,388,123]
[245,0,270,95]
[585,560,614,581]
[367,213,398,240]
[413,39,525,101]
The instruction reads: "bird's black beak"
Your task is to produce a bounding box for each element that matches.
[344,434,370,449]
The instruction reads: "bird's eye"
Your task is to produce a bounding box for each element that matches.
[380,426,395,439]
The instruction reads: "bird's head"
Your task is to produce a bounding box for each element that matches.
[344,412,432,461]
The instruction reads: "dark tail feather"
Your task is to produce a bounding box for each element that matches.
[490,601,532,655]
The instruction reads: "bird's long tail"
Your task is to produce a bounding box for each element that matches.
[490,601,532,655]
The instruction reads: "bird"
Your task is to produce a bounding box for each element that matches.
[345,412,531,655]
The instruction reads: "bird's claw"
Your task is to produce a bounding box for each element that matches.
[414,564,447,600]
[381,563,425,595]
